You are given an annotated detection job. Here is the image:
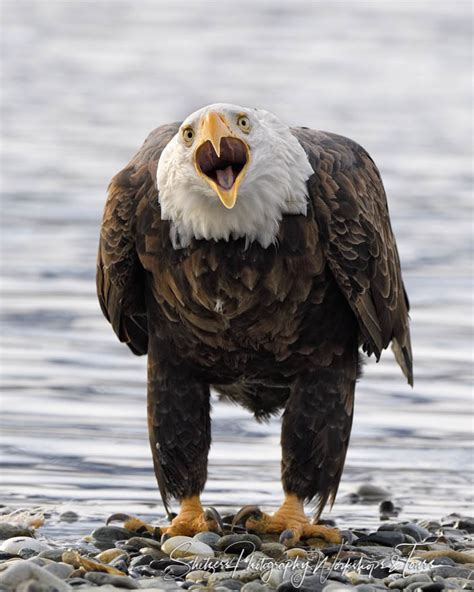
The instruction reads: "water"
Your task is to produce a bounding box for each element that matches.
[1,0,472,540]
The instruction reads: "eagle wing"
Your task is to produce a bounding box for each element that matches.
[293,128,413,385]
[96,123,180,355]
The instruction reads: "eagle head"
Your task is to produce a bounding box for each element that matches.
[157,103,313,249]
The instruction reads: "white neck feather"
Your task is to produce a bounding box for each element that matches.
[156,105,313,249]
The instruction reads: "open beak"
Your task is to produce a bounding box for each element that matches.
[193,112,250,209]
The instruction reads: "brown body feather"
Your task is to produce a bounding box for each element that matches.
[97,123,412,516]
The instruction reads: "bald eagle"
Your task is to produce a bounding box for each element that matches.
[97,103,412,545]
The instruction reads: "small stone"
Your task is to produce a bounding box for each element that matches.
[37,549,68,561]
[454,518,474,533]
[109,558,129,573]
[59,511,79,523]
[91,526,135,549]
[417,584,444,592]
[0,561,72,592]
[129,565,161,578]
[95,548,129,563]
[351,545,401,558]
[161,535,214,558]
[356,483,391,500]
[150,558,185,569]
[85,571,139,588]
[284,548,307,559]
[138,546,168,560]
[0,537,50,555]
[130,554,154,568]
[217,579,244,590]
[61,550,82,568]
[430,556,456,566]
[260,542,286,559]
[163,563,189,578]
[193,531,221,549]
[241,582,272,592]
[186,569,210,582]
[417,520,441,531]
[207,570,262,584]
[418,549,474,564]
[355,530,408,547]
[217,534,262,556]
[121,536,161,551]
[65,577,88,587]
[18,549,39,559]
[429,566,474,579]
[0,525,34,540]
[379,500,397,516]
[389,573,434,588]
[44,562,75,580]
[138,576,192,589]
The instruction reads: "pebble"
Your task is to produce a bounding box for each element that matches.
[428,565,474,579]
[121,536,161,551]
[161,535,214,558]
[378,522,430,542]
[355,530,409,547]
[241,582,271,592]
[388,573,435,589]
[193,531,221,549]
[59,511,79,523]
[284,548,307,559]
[85,571,139,588]
[137,546,168,560]
[43,561,74,579]
[1,512,473,592]
[260,542,286,559]
[186,569,210,582]
[129,554,154,568]
[95,548,130,563]
[0,537,50,555]
[217,579,244,590]
[356,484,391,501]
[138,576,192,589]
[0,525,34,541]
[207,570,262,584]
[217,534,262,555]
[91,526,136,549]
[0,561,73,592]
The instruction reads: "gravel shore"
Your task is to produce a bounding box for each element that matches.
[1,506,473,592]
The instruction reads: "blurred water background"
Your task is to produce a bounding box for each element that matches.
[1,0,472,540]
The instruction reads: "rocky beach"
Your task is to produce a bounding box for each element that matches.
[1,498,473,592]
[2,2,472,592]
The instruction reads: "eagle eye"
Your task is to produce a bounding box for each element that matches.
[182,127,195,144]
[237,115,251,133]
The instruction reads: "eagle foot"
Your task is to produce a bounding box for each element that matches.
[232,496,342,548]
[160,504,223,540]
[106,513,160,537]
[107,501,223,541]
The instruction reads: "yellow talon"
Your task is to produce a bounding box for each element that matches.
[234,494,342,547]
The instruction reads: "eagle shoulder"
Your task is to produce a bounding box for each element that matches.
[96,122,180,354]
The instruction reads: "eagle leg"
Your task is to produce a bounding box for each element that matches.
[235,350,358,547]
[147,349,212,523]
[233,495,341,547]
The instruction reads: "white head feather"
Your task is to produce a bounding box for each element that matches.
[156,103,313,249]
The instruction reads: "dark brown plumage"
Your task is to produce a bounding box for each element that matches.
[97,120,412,524]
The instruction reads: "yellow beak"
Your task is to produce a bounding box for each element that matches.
[193,112,250,209]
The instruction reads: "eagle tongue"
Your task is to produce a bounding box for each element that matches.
[216,165,235,190]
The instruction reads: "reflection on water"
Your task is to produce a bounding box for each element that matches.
[1,0,472,536]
